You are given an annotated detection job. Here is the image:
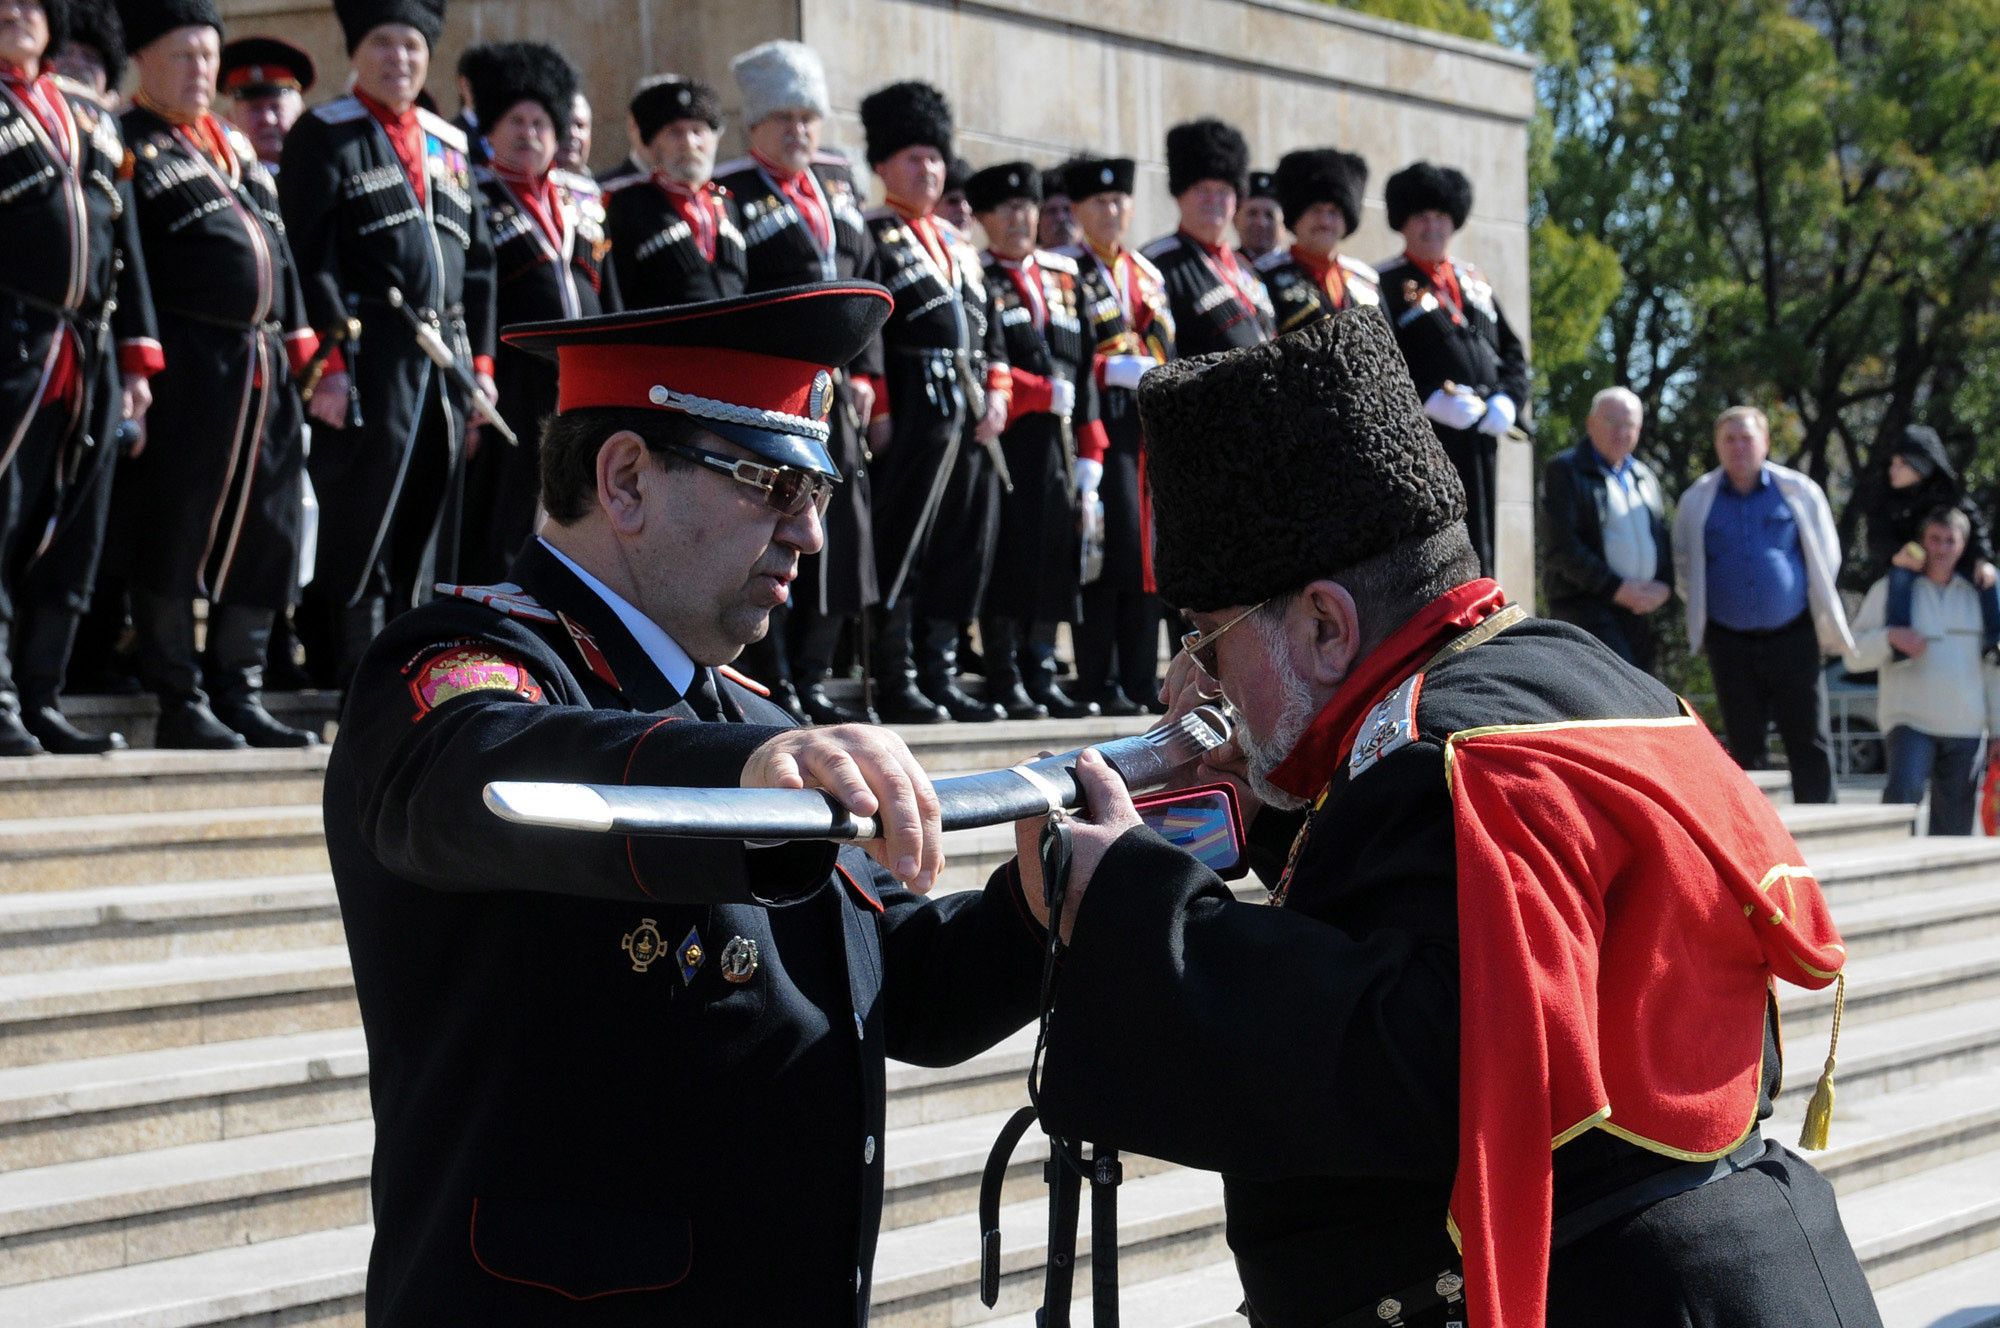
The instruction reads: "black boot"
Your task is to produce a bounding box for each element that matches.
[918,619,1004,723]
[132,591,242,750]
[1025,622,1097,719]
[979,618,1045,719]
[873,603,949,724]
[206,604,318,748]
[1090,685,1145,717]
[0,695,41,756]
[264,610,312,692]
[17,605,123,753]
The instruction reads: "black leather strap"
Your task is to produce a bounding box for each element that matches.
[978,1105,1040,1309]
[1089,1148,1123,1326]
[1043,1138,1084,1326]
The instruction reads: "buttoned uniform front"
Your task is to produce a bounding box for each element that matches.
[277,94,497,616]
[464,164,616,580]
[324,537,1045,1325]
[1376,254,1528,578]
[603,172,747,308]
[111,108,311,612]
[1140,230,1273,358]
[0,73,160,726]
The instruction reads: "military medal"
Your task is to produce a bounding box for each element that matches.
[621,918,665,973]
[1437,1270,1466,1328]
[719,935,760,984]
[676,926,706,986]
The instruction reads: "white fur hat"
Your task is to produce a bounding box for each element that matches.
[731,40,830,126]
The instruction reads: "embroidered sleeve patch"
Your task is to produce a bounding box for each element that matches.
[407,647,546,720]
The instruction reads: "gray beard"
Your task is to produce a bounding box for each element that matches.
[1239,636,1321,813]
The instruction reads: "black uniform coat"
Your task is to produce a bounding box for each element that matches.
[981,249,1098,623]
[1377,253,1529,577]
[324,537,1044,1326]
[1139,230,1273,358]
[278,95,497,610]
[603,173,747,308]
[464,166,616,582]
[0,77,158,650]
[1063,243,1174,594]
[113,108,311,609]
[1036,616,1879,1328]
[715,150,881,616]
[1253,247,1387,337]
[862,208,1009,619]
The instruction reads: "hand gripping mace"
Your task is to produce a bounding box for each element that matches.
[483,705,1234,841]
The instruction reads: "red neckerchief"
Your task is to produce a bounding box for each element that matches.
[1291,243,1348,308]
[492,161,564,251]
[1000,253,1047,328]
[888,197,952,276]
[355,87,426,205]
[3,64,72,163]
[1266,578,1508,800]
[1189,232,1263,317]
[753,149,831,252]
[1409,253,1465,324]
[174,113,236,176]
[655,176,719,261]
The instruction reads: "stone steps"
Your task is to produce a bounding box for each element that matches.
[1811,838,2000,904]
[0,875,343,976]
[1776,995,2000,1107]
[1842,1141,2000,1288]
[1780,932,2000,1046]
[0,807,328,895]
[1874,1248,2000,1328]
[1771,1066,2000,1196]
[0,749,328,821]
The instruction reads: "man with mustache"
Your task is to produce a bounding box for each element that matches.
[323,282,1046,1324]
[1013,310,1879,1328]
[1142,118,1273,358]
[604,75,746,309]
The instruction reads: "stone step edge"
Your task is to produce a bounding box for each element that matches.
[0,876,338,938]
[0,946,354,1022]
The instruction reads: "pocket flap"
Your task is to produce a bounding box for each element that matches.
[471,1197,691,1300]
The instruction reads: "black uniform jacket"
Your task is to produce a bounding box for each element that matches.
[1037,617,1877,1327]
[1375,253,1528,407]
[982,248,1099,623]
[604,173,747,308]
[324,537,1044,1326]
[1062,242,1174,593]
[114,108,311,608]
[1139,230,1273,358]
[278,96,497,607]
[863,208,1009,619]
[470,166,616,579]
[716,149,882,615]
[1254,247,1386,336]
[1539,441,1674,610]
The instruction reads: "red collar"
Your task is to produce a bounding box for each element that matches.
[1267,579,1509,799]
[1291,244,1334,279]
[354,86,418,133]
[750,148,802,185]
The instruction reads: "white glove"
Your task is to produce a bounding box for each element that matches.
[1048,377,1077,419]
[1423,386,1488,432]
[1102,354,1152,392]
[1074,456,1104,496]
[1476,393,1518,437]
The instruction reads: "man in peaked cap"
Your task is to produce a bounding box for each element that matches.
[280,0,496,686]
[325,282,1045,1324]
[1235,166,1282,263]
[1009,310,1879,1328]
[1038,155,1083,251]
[218,35,312,169]
[936,150,973,232]
[1377,160,1528,579]
[603,75,747,308]
[1143,118,1273,358]
[1254,147,1384,335]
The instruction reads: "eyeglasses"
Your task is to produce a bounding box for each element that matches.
[1178,599,1270,679]
[664,443,836,518]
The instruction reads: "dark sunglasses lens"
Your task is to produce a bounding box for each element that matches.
[766,469,812,516]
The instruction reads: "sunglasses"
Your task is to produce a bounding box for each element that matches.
[1178,599,1270,679]
[664,443,836,518]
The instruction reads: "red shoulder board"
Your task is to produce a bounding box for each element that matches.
[717,665,770,698]
[434,582,559,624]
[406,646,546,721]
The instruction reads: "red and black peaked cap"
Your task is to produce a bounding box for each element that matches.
[501,282,893,480]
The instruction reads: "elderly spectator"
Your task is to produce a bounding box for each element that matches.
[1673,406,1853,802]
[1847,508,2000,835]
[1539,386,1672,671]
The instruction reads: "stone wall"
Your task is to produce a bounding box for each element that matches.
[217,0,1539,596]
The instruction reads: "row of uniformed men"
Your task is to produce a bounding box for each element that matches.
[0,0,1527,754]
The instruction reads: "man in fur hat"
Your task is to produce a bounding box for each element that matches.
[1235,166,1282,263]
[855,80,1011,724]
[463,41,616,583]
[968,160,1103,720]
[114,0,319,749]
[1142,118,1273,358]
[1377,160,1528,579]
[936,151,973,232]
[45,0,118,101]
[1038,157,1083,251]
[0,0,161,754]
[1056,154,1176,717]
[278,0,497,686]
[1010,310,1879,1328]
[717,38,884,725]
[1255,148,1383,333]
[603,75,745,309]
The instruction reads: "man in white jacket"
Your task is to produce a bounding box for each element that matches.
[1674,407,1854,803]
[1846,507,1999,835]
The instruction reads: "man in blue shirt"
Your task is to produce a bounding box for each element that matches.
[1673,407,1854,804]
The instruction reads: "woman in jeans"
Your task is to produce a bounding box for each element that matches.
[1847,506,2000,834]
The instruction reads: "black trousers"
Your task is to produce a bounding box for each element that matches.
[1706,614,1835,804]
[1438,425,1497,578]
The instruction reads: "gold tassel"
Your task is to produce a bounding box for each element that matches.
[1798,971,1845,1150]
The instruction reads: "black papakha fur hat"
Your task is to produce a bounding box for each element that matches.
[1275,148,1368,236]
[1384,160,1472,230]
[1165,117,1249,198]
[860,80,952,166]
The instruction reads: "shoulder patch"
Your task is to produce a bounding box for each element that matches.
[1373,253,1412,275]
[407,646,545,720]
[551,167,601,198]
[597,168,646,193]
[1128,249,1166,283]
[1252,248,1290,274]
[416,107,468,152]
[1339,254,1381,284]
[711,154,754,178]
[1037,248,1079,274]
[717,664,771,698]
[812,146,851,167]
[472,163,497,185]
[1349,673,1423,779]
[1140,234,1182,260]
[434,581,561,624]
[312,96,368,126]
